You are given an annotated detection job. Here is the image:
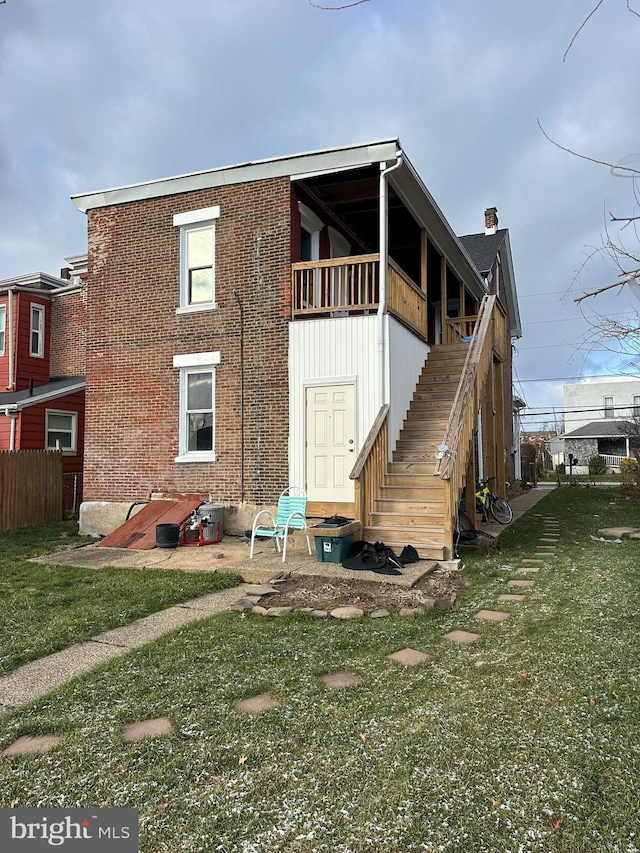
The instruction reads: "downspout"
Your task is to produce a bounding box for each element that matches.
[233,289,245,503]
[4,408,17,451]
[378,153,403,408]
[6,287,15,391]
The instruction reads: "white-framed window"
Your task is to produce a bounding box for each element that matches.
[46,409,77,454]
[30,304,45,358]
[633,395,640,418]
[173,206,220,313]
[173,351,221,462]
[603,396,614,418]
[0,305,5,355]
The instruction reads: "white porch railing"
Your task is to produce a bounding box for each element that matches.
[603,454,625,469]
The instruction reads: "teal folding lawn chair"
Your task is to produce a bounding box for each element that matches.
[249,487,312,563]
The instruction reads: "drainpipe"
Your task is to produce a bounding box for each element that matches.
[378,153,403,408]
[233,289,245,503]
[5,408,17,450]
[6,288,15,391]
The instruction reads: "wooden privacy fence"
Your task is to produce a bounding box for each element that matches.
[0,450,63,531]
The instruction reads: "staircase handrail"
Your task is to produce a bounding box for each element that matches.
[350,404,390,480]
[434,294,496,479]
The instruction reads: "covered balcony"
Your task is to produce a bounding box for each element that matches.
[292,253,480,344]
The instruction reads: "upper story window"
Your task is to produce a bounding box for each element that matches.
[46,410,77,454]
[173,206,220,314]
[0,306,5,355]
[173,351,221,463]
[633,395,640,418]
[30,304,45,358]
[603,396,614,418]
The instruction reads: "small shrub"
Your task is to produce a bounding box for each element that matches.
[588,454,607,475]
[620,456,638,486]
[556,463,565,475]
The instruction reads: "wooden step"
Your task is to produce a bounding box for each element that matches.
[369,510,444,529]
[395,439,442,452]
[363,527,446,560]
[383,472,444,489]
[400,417,448,438]
[418,371,461,384]
[393,450,438,463]
[379,485,444,501]
[412,390,457,401]
[388,461,440,475]
[374,496,443,512]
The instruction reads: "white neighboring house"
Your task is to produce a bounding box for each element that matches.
[557,378,640,473]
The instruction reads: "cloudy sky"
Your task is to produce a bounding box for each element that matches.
[1,0,639,428]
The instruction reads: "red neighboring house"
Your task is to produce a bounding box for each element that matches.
[0,256,87,497]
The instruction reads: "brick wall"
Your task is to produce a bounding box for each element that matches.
[83,177,291,506]
[50,288,86,377]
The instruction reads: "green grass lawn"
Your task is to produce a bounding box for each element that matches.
[1,492,639,852]
[0,523,238,675]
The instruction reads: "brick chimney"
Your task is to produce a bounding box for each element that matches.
[484,207,498,235]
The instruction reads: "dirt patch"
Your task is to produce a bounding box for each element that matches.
[262,569,470,613]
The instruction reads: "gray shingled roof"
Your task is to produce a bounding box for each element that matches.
[561,420,634,439]
[458,229,508,275]
[0,376,85,410]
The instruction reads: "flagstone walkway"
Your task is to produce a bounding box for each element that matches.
[1,489,557,754]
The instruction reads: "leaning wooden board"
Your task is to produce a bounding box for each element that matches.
[97,497,203,549]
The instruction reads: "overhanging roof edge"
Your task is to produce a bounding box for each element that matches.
[71,138,401,213]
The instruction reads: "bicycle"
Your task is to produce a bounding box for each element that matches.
[475,477,513,524]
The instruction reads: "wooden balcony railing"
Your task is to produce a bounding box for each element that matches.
[444,314,478,343]
[292,254,426,335]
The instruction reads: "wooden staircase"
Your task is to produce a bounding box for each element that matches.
[363,343,468,560]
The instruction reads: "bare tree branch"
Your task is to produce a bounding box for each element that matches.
[309,0,370,9]
[537,120,640,176]
[610,213,640,222]
[575,276,640,304]
[627,0,640,18]
[564,0,607,61]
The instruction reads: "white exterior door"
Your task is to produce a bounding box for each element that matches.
[306,384,356,503]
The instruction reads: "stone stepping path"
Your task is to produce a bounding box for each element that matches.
[123,717,173,742]
[2,512,564,756]
[387,648,428,666]
[444,630,480,644]
[319,670,362,688]
[234,693,281,714]
[474,610,510,622]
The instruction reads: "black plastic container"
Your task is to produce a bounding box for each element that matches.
[156,523,181,549]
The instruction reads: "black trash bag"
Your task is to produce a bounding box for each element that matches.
[341,540,402,575]
[399,544,420,565]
